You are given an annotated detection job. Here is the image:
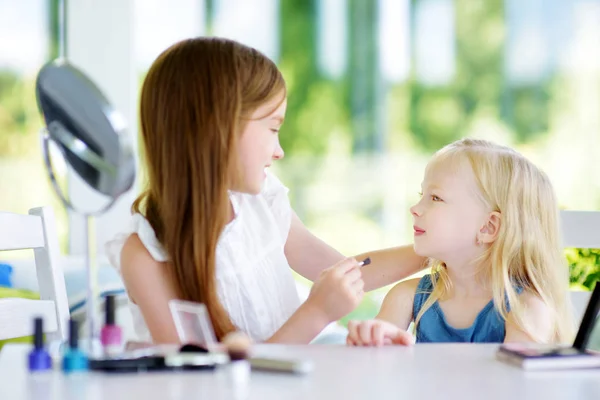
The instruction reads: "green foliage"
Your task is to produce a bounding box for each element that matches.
[0,70,43,157]
[566,248,600,291]
[407,0,551,152]
[502,85,551,143]
[408,0,506,152]
[279,0,329,157]
[409,87,465,151]
[346,0,379,153]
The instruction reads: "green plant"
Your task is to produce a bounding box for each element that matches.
[566,248,600,291]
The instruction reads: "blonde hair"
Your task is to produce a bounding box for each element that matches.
[414,138,573,344]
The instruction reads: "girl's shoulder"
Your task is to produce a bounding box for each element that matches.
[105,213,168,273]
[412,274,438,315]
[386,278,422,304]
[129,213,168,262]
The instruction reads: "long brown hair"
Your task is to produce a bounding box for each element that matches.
[132,37,286,340]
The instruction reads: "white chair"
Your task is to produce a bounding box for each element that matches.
[560,210,600,325]
[0,207,69,342]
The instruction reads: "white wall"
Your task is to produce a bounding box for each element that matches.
[66,0,137,256]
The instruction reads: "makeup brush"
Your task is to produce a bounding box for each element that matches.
[358,257,371,267]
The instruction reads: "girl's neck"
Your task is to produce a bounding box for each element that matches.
[443,259,490,297]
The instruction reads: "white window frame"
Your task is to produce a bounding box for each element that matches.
[65,0,137,256]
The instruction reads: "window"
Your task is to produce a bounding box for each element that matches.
[0,0,68,252]
[130,1,600,315]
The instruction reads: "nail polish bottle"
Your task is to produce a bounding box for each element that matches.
[62,319,88,373]
[28,317,52,372]
[100,295,122,356]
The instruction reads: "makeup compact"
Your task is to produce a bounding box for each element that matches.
[89,301,226,373]
[169,300,314,375]
[88,299,313,375]
[169,300,218,351]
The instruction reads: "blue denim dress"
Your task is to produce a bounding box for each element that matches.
[413,274,508,343]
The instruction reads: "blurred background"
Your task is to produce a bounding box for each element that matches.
[0,0,599,325]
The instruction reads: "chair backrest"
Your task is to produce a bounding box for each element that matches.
[560,210,600,249]
[0,207,69,342]
[560,210,600,325]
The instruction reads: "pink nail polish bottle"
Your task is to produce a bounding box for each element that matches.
[100,295,122,356]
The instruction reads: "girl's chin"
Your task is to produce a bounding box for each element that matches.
[412,244,431,258]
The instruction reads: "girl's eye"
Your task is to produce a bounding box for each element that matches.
[270,129,280,134]
[432,195,442,202]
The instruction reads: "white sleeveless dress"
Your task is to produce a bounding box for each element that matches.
[105,171,301,342]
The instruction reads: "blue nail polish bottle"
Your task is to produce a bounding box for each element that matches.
[62,319,88,373]
[28,317,52,372]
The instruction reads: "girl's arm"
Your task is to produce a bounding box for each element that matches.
[347,278,420,346]
[266,257,365,344]
[285,211,427,290]
[264,301,331,344]
[122,235,364,345]
[504,292,554,344]
[354,247,427,291]
[120,234,181,344]
[375,278,420,328]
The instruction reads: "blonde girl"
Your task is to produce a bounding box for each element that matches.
[347,139,573,346]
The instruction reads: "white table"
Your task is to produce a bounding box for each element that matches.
[1,343,599,400]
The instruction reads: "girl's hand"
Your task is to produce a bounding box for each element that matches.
[305,258,364,323]
[346,319,415,347]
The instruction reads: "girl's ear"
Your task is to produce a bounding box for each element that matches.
[479,211,501,244]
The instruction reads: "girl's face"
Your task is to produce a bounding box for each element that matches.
[409,160,490,266]
[235,96,287,194]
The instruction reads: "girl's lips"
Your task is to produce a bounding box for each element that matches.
[414,226,426,235]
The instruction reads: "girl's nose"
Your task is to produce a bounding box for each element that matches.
[410,202,422,217]
[273,140,284,160]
